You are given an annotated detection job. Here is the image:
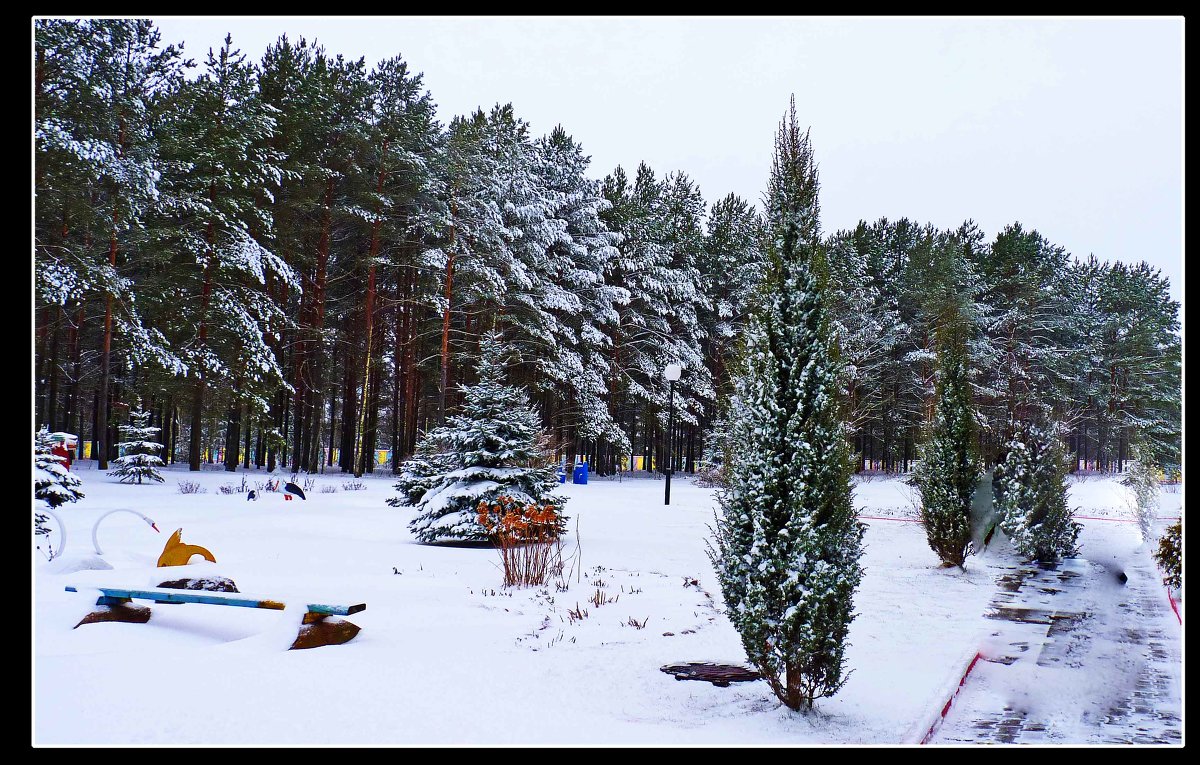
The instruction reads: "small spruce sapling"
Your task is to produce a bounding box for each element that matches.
[107,408,166,484]
[35,426,84,555]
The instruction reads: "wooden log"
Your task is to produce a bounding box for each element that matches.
[75,603,152,628]
[290,614,361,650]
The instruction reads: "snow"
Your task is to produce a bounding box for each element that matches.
[931,506,1183,744]
[33,465,1181,745]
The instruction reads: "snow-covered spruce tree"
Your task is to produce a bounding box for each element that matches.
[1123,439,1160,543]
[391,331,566,543]
[388,428,463,509]
[107,408,165,484]
[707,99,864,712]
[916,320,979,568]
[996,422,1081,562]
[35,427,84,547]
[36,427,85,509]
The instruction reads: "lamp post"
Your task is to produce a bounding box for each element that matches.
[664,362,681,505]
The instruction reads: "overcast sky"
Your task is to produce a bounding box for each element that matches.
[149,16,1183,305]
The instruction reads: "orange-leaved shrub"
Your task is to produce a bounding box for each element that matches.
[477,495,562,587]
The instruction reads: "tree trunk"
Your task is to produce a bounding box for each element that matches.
[190,203,217,472]
[98,220,117,469]
[391,282,403,472]
[354,260,377,477]
[340,339,357,472]
[224,400,241,472]
[65,303,84,438]
[439,198,457,421]
[44,307,61,430]
[243,411,252,469]
[364,358,381,474]
[403,316,419,458]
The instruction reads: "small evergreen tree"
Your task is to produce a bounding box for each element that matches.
[996,422,1081,562]
[695,407,734,489]
[35,426,84,551]
[708,99,863,712]
[107,408,165,484]
[916,323,979,568]
[1155,520,1181,591]
[1123,440,1160,543]
[391,331,566,543]
[35,426,84,509]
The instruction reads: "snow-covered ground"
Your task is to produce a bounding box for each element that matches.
[33,463,1182,745]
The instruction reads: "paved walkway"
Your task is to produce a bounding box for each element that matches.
[932,523,1182,745]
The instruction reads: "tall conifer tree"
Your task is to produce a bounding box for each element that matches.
[916,322,978,567]
[708,99,863,712]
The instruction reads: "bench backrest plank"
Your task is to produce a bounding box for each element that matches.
[65,586,364,616]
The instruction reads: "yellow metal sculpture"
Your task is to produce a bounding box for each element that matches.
[156,528,217,567]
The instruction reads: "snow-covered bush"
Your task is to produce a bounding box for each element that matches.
[996,422,1081,562]
[107,408,165,483]
[389,331,566,543]
[1155,520,1181,591]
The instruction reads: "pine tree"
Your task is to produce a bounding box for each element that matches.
[1079,260,1181,473]
[602,162,713,473]
[35,19,189,468]
[391,332,566,543]
[707,99,863,712]
[108,408,165,483]
[523,125,630,453]
[155,34,297,472]
[996,422,1081,562]
[971,224,1080,451]
[699,193,765,451]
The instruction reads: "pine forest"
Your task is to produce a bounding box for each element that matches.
[34,20,1181,482]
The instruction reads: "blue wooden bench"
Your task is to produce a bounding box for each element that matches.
[66,585,366,649]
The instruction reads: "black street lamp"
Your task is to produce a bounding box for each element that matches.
[664,362,681,505]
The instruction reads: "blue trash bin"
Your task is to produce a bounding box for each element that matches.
[572,461,588,485]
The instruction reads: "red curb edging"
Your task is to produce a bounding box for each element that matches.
[1070,515,1183,523]
[919,651,982,745]
[1166,588,1182,624]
